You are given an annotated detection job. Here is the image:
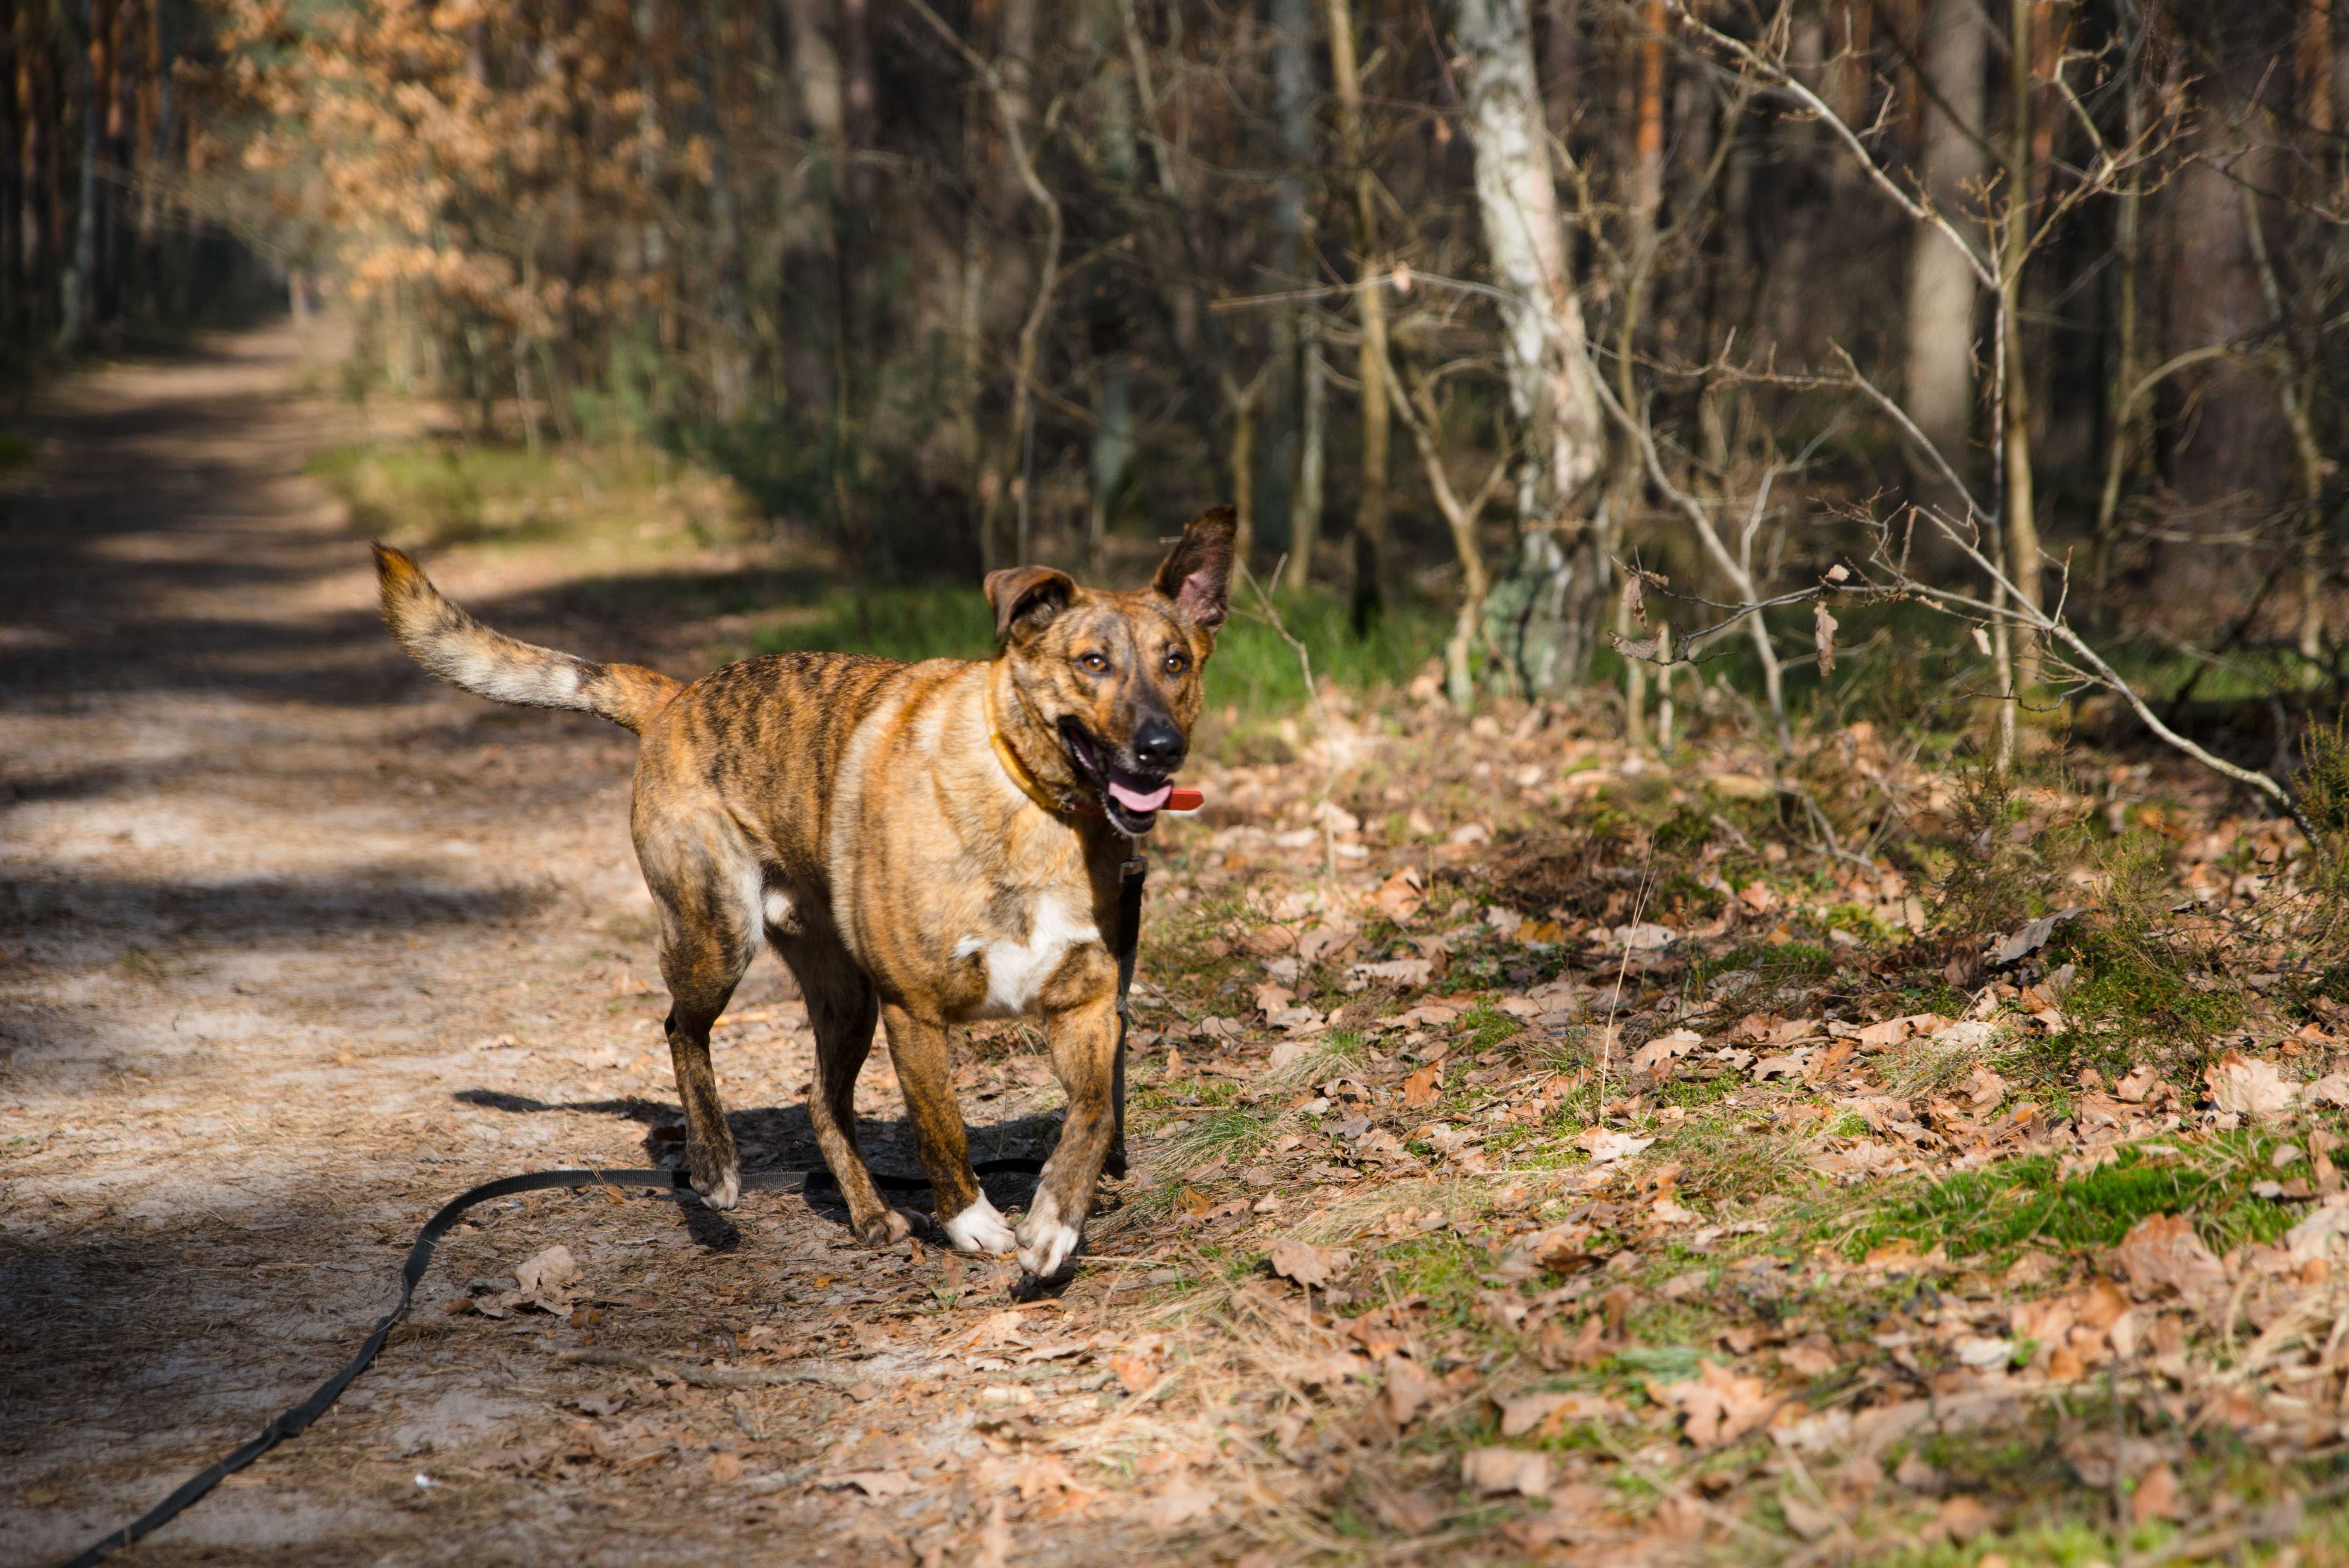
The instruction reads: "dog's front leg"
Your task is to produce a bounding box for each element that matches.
[1019,991,1120,1279]
[881,1005,1016,1255]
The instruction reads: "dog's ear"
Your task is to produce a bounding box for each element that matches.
[1151,506,1237,631]
[985,565,1078,644]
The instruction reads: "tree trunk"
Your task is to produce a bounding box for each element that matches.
[2000,0,2042,683]
[1259,0,1314,571]
[2091,21,2151,624]
[0,0,17,340]
[1089,363,1133,574]
[780,0,843,420]
[55,0,97,350]
[1285,311,1324,591]
[1324,0,1388,624]
[1451,0,1605,689]
[1904,0,1986,489]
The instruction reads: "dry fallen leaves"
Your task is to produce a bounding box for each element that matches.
[1382,1355,1440,1428]
[1632,1028,1702,1080]
[836,1469,916,1498]
[1267,1241,1352,1290]
[1401,1061,1443,1108]
[1372,867,1426,922]
[1933,1494,1993,1542]
[2116,1214,2229,1306]
[2206,1050,2300,1118]
[1494,1389,1575,1438]
[1574,1128,1655,1164]
[511,1244,581,1313]
[1657,1359,1775,1447]
[2132,1462,2180,1524]
[1461,1446,1551,1498]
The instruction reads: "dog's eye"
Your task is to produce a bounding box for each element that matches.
[1078,651,1110,674]
[1162,651,1190,676]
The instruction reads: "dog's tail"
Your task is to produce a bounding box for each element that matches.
[371,545,683,735]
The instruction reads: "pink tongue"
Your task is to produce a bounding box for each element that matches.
[1107,778,1173,812]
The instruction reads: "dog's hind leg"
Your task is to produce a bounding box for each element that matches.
[882,1005,1015,1255]
[781,938,904,1246]
[643,842,757,1211]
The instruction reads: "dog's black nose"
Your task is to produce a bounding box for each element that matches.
[1132,719,1185,772]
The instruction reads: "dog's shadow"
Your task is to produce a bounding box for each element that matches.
[453,1088,1057,1250]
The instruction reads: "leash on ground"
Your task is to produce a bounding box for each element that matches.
[55,857,1149,1567]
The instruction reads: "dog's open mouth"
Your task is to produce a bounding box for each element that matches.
[1057,718,1171,834]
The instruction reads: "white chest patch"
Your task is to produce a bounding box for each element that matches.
[954,893,1099,1018]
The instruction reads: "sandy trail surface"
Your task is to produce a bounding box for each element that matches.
[0,326,1162,1566]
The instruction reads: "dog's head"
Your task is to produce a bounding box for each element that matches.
[985,506,1237,835]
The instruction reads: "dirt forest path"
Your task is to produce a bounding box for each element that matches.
[0,325,1178,1567]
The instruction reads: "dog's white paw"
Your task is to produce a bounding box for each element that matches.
[1015,1195,1080,1278]
[696,1166,741,1211]
[943,1194,1018,1255]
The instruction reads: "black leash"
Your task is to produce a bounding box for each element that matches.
[55,853,1152,1568]
[52,1157,1041,1568]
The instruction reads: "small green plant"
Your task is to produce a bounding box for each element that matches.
[1454,1002,1524,1054]
[2040,832,2243,1081]
[2296,711,2349,909]
[1934,760,2051,938]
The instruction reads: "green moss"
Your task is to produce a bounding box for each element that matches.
[1456,1002,1525,1054]
[1833,1137,2299,1264]
[1372,1233,1491,1327]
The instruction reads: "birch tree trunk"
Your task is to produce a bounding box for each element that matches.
[1450,0,1603,691]
[1903,0,1986,489]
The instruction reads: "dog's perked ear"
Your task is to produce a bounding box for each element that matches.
[984,565,1078,644]
[1151,505,1237,631]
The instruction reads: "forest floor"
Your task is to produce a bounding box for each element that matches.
[7,323,2349,1568]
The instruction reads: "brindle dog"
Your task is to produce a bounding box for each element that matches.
[371,509,1235,1277]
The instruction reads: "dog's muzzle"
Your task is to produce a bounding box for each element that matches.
[1058,717,1181,834]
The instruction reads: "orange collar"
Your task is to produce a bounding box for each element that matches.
[984,684,1103,819]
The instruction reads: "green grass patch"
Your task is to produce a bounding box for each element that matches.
[1830,1136,2299,1264]
[1371,1232,1493,1328]
[1454,1002,1524,1054]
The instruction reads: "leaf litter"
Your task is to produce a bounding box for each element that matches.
[23,598,2349,1566]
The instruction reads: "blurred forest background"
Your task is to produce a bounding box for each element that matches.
[6,0,2349,757]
